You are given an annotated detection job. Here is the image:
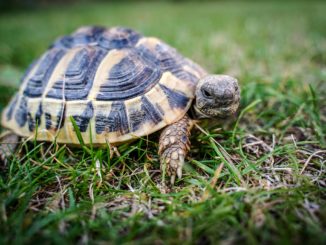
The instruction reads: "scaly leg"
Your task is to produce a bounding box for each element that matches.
[0,131,20,164]
[158,115,193,184]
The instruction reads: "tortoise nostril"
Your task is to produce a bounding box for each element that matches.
[223,89,234,100]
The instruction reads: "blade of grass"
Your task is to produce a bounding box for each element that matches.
[232,99,261,145]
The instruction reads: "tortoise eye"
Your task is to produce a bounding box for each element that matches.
[202,88,213,99]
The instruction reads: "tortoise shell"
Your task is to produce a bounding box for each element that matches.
[1,26,207,145]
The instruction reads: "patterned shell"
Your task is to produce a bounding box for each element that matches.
[1,26,207,145]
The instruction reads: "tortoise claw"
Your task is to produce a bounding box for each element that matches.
[177,165,183,180]
[170,174,176,185]
[177,155,184,179]
[170,160,183,185]
[161,152,185,185]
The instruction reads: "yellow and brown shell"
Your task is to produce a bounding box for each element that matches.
[1,26,207,145]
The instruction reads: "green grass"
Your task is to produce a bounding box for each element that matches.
[0,1,325,244]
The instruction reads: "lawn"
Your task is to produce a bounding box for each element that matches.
[0,1,325,244]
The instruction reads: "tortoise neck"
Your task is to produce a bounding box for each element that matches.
[189,101,209,120]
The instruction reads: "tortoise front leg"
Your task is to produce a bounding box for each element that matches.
[158,115,193,184]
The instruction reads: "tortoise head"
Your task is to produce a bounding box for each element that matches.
[193,75,240,119]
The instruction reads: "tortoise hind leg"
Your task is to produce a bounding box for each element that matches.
[0,131,20,164]
[158,115,193,184]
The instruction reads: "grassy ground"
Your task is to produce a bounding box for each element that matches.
[0,1,325,244]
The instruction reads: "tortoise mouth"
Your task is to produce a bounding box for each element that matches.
[193,98,240,119]
[215,102,240,118]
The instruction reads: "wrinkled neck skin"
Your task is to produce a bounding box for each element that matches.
[189,102,210,120]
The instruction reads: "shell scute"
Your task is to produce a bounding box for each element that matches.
[72,101,94,133]
[51,26,141,51]
[46,47,108,101]
[23,49,66,98]
[41,99,65,132]
[128,96,164,132]
[45,112,52,130]
[138,41,198,83]
[95,101,129,135]
[65,48,89,76]
[159,84,190,109]
[27,103,42,132]
[14,96,28,127]
[51,26,106,49]
[98,27,141,50]
[96,49,161,101]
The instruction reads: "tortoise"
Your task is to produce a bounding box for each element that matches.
[0,26,240,184]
